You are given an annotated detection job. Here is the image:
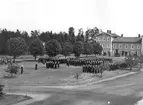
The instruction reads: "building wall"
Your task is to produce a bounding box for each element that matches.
[95,34,113,55]
[112,42,141,56]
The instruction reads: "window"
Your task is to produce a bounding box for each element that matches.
[131,44,134,49]
[102,44,105,48]
[113,44,116,49]
[125,44,128,49]
[107,44,110,48]
[137,44,140,49]
[103,37,106,41]
[137,51,140,56]
[107,37,110,41]
[119,44,122,49]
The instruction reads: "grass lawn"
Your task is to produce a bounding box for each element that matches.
[27,89,141,105]
[0,55,142,105]
[1,62,83,87]
[0,61,135,89]
[60,70,130,86]
[0,94,31,105]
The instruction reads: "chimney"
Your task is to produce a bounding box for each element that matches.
[121,34,123,37]
[138,34,141,38]
[107,30,111,34]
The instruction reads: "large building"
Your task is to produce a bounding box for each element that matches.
[94,30,143,56]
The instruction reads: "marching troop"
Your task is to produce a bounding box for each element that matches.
[40,57,113,74]
[66,58,112,74]
[46,59,60,69]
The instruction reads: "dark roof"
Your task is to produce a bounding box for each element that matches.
[96,32,120,38]
[113,37,141,43]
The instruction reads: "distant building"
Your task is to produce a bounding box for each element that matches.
[94,31,142,56]
[112,35,142,56]
[94,30,119,56]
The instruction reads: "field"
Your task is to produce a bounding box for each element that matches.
[0,55,142,105]
[0,94,31,105]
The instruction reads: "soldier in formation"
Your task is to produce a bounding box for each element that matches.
[46,58,60,69]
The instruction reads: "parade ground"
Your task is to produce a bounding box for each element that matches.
[0,56,143,105]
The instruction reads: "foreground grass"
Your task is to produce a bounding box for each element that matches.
[27,89,141,105]
[0,94,31,105]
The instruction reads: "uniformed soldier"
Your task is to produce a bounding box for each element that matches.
[21,65,24,74]
[35,63,38,70]
[57,61,60,68]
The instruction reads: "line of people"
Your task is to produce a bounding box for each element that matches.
[46,60,60,69]
[82,65,103,74]
[66,58,112,67]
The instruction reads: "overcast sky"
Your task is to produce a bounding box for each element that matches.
[0,0,142,36]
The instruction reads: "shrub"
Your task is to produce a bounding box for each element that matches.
[5,63,20,77]
[125,56,138,70]
[120,62,128,70]
[0,84,4,99]
[109,63,120,71]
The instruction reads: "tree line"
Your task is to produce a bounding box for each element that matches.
[0,27,103,60]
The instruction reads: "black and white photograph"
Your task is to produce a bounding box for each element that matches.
[0,0,143,105]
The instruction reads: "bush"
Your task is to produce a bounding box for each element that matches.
[109,63,120,71]
[0,84,4,99]
[5,63,20,77]
[120,62,128,70]
[125,56,138,70]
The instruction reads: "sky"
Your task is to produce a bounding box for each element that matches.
[0,0,142,36]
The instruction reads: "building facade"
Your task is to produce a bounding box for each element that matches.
[95,30,119,56]
[94,30,143,56]
[112,37,142,56]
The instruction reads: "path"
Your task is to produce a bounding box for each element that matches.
[3,71,137,105]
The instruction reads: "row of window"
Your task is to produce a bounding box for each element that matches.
[101,44,110,48]
[96,37,110,41]
[113,50,141,56]
[113,44,140,49]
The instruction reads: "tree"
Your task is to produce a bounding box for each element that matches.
[83,42,93,56]
[76,28,84,42]
[7,37,27,62]
[73,41,83,57]
[88,27,99,39]
[31,30,40,39]
[68,27,75,44]
[45,39,62,57]
[62,42,73,57]
[85,29,90,42]
[29,38,44,60]
[91,42,103,55]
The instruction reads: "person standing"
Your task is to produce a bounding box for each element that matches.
[35,63,38,70]
[21,65,24,74]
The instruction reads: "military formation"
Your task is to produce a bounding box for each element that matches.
[39,57,113,73]
[46,59,60,69]
[66,58,112,74]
